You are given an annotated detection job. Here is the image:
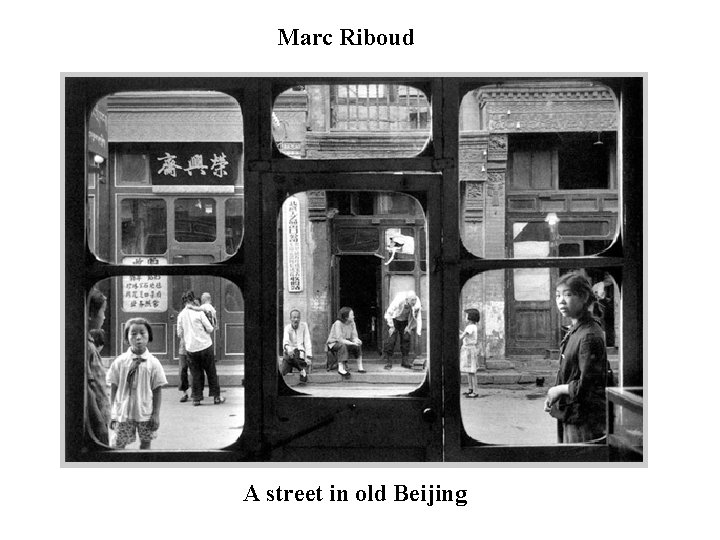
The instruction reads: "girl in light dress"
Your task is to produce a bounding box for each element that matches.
[459,308,480,398]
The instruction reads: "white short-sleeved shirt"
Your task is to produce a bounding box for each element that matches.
[106,348,168,422]
[461,323,478,347]
[177,307,213,353]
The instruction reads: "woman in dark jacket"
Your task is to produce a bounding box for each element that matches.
[545,272,609,443]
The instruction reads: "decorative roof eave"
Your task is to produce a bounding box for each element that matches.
[475,81,617,106]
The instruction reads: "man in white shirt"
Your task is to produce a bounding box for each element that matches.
[281,309,313,383]
[177,291,225,405]
[381,291,422,370]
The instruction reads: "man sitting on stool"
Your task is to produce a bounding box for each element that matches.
[281,309,312,383]
[381,291,422,370]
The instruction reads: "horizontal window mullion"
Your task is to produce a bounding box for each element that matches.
[249,157,435,174]
[459,256,624,273]
[84,259,247,279]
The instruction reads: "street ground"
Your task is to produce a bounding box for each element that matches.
[117,381,557,451]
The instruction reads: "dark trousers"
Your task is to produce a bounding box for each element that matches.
[280,349,308,375]
[187,345,220,401]
[558,418,606,443]
[178,353,190,392]
[382,319,412,362]
[326,342,361,371]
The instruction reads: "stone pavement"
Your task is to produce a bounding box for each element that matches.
[125,354,619,451]
[120,383,561,450]
[160,354,610,388]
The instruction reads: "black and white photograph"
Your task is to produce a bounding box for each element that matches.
[13,0,711,536]
[64,75,643,463]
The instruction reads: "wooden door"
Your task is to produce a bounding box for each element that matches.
[507,220,554,355]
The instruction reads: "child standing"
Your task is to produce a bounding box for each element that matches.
[107,318,168,449]
[459,308,480,398]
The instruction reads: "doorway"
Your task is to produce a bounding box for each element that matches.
[337,255,382,354]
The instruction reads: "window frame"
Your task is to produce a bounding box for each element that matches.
[65,76,643,463]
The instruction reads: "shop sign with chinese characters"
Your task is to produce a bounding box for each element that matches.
[122,257,168,312]
[148,142,240,191]
[283,196,304,292]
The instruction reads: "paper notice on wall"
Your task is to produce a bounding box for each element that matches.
[121,257,168,312]
[283,196,304,292]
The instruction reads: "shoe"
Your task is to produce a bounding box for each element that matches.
[462,390,472,396]
[384,364,392,370]
[193,401,201,406]
[180,394,189,403]
[214,396,226,404]
[339,370,351,379]
[299,374,308,383]
[467,392,479,398]
[357,369,366,373]
[401,362,413,369]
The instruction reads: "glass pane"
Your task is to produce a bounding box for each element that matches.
[558,221,610,237]
[87,91,244,264]
[278,191,428,397]
[336,227,379,252]
[273,84,431,159]
[88,196,95,254]
[459,81,619,258]
[558,243,580,257]
[225,198,244,255]
[85,276,245,450]
[460,269,618,444]
[223,281,244,313]
[175,198,216,243]
[116,153,151,185]
[120,199,167,255]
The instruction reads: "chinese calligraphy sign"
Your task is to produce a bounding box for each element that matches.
[148,143,239,187]
[283,196,304,292]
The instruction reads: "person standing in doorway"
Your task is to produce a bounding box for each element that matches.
[380,291,422,370]
[177,291,225,406]
[281,309,313,384]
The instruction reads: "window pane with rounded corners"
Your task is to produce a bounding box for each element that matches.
[174,198,216,243]
[459,269,619,445]
[121,198,167,255]
[273,85,431,159]
[225,198,244,256]
[85,276,244,450]
[86,91,244,264]
[459,81,619,258]
[278,191,428,397]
